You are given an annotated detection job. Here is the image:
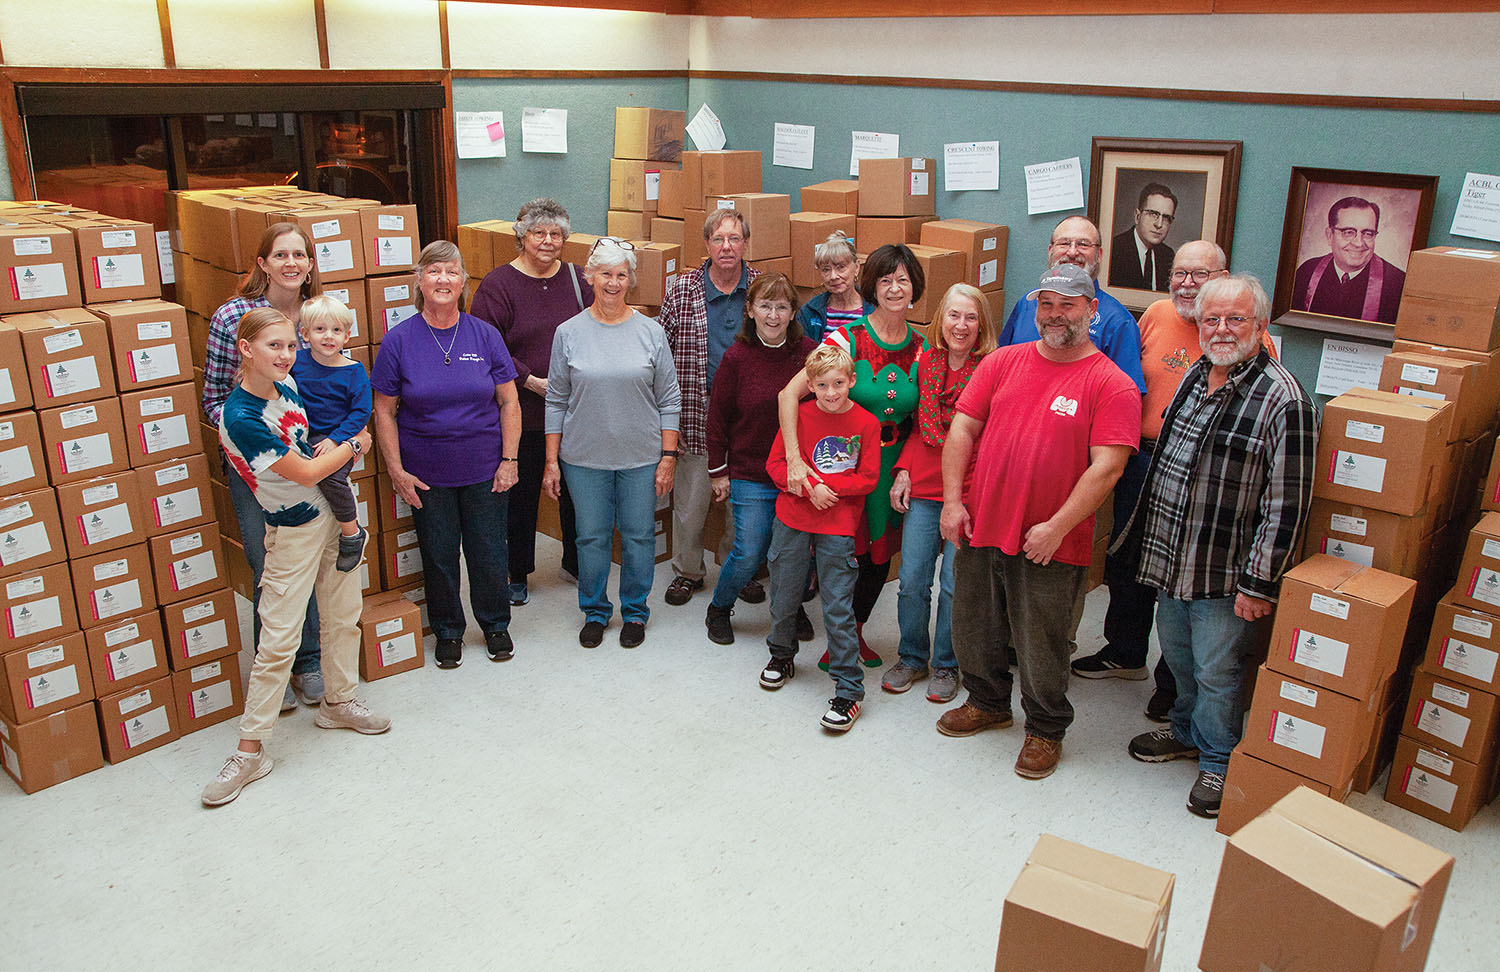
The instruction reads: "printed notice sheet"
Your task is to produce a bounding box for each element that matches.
[686,104,727,151]
[521,108,567,154]
[849,132,899,177]
[944,142,1000,192]
[1023,157,1084,215]
[773,124,815,170]
[1315,338,1388,397]
[455,111,506,159]
[1451,172,1500,243]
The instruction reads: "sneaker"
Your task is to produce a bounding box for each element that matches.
[435,638,462,669]
[485,630,514,662]
[1071,649,1148,680]
[738,579,766,604]
[336,528,366,572]
[579,620,605,648]
[705,604,734,645]
[1128,726,1199,763]
[291,670,324,706]
[1145,687,1176,723]
[759,656,795,690]
[795,607,814,642]
[508,581,529,606]
[936,700,1013,737]
[201,750,273,807]
[881,661,929,694]
[620,621,646,648]
[1187,770,1226,818]
[280,682,297,713]
[664,575,703,606]
[820,697,861,732]
[926,668,960,703]
[315,697,391,734]
[1015,734,1062,779]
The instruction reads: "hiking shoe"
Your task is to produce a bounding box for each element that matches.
[280,682,297,713]
[1145,687,1176,723]
[705,604,734,645]
[435,638,462,669]
[1129,726,1199,763]
[1015,734,1062,779]
[620,621,646,648]
[201,750,273,807]
[795,607,814,642]
[936,700,1013,737]
[881,661,929,694]
[291,670,324,706]
[927,668,960,703]
[820,697,861,732]
[316,697,391,734]
[336,528,366,572]
[738,579,766,604]
[486,630,514,661]
[508,582,529,606]
[759,656,794,690]
[1187,770,1226,818]
[664,576,703,606]
[579,621,605,648]
[1071,649,1148,680]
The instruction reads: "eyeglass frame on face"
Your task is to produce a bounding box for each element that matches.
[752,300,793,317]
[1170,268,1224,284]
[588,236,637,256]
[1050,237,1100,251]
[709,233,745,248]
[1139,208,1175,225]
[1332,227,1379,243]
[1200,315,1254,330]
[527,227,565,242]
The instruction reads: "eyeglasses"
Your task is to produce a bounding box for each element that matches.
[1332,227,1378,243]
[752,301,793,316]
[709,234,745,248]
[1170,269,1219,283]
[527,228,564,241]
[1050,238,1100,250]
[1140,208,1175,225]
[588,237,637,256]
[1201,315,1252,329]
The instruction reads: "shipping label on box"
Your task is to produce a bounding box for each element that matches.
[162,587,241,670]
[1401,665,1500,763]
[83,611,167,696]
[0,629,90,724]
[1,561,77,652]
[97,675,179,763]
[0,488,65,578]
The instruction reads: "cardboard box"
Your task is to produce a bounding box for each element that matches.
[904,244,966,324]
[358,204,419,275]
[320,279,369,348]
[1384,733,1498,831]
[688,150,762,208]
[650,217,684,247]
[1401,665,1500,764]
[83,611,168,697]
[1217,747,1351,838]
[609,159,681,213]
[1300,498,1438,577]
[0,702,103,793]
[0,487,65,579]
[559,233,603,269]
[90,299,192,393]
[375,475,414,532]
[120,382,201,468]
[746,257,791,277]
[800,180,859,215]
[613,107,685,162]
[1,561,77,652]
[486,220,519,269]
[1377,350,1487,440]
[0,630,92,724]
[607,211,651,241]
[854,215,935,254]
[223,535,253,599]
[919,218,1008,292]
[171,655,244,734]
[70,542,154,628]
[54,470,146,559]
[681,213,707,268]
[10,308,114,408]
[277,208,365,282]
[366,277,417,344]
[149,526,225,604]
[627,242,681,307]
[1450,511,1500,613]
[38,397,129,485]
[1352,696,1406,795]
[1241,665,1378,785]
[655,169,684,220]
[456,220,499,279]
[135,454,214,536]
[789,212,857,289]
[0,410,48,495]
[857,157,937,217]
[707,193,790,261]
[1314,389,1454,516]
[0,226,82,313]
[96,674,179,763]
[161,587,242,670]
[389,581,431,636]
[1424,596,1500,693]
[0,322,33,411]
[1391,337,1500,425]
[74,221,161,303]
[1267,555,1415,700]
[1393,246,1500,351]
[358,590,423,681]
[995,834,1173,972]
[378,527,422,589]
[1199,787,1452,972]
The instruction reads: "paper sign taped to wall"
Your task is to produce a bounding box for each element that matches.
[455,111,506,159]
[522,108,567,154]
[1451,172,1500,243]
[1023,157,1083,215]
[773,123,815,170]
[687,104,727,151]
[849,132,898,177]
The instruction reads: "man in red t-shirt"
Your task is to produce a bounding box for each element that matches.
[938,264,1141,780]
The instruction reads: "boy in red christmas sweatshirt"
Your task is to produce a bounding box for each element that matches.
[761,344,881,731]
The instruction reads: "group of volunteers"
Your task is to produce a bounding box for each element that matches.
[197,197,1318,821]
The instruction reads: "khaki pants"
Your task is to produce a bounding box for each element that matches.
[239,513,362,740]
[670,452,733,581]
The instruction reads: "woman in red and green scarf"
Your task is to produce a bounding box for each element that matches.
[883,284,996,703]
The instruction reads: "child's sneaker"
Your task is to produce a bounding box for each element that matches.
[759,656,795,690]
[336,527,366,572]
[820,697,861,732]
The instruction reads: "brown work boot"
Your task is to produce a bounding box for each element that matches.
[1014,734,1062,779]
[935,700,1013,737]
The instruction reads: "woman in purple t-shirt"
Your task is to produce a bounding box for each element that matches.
[371,241,522,670]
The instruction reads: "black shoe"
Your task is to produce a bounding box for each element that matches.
[579,621,605,648]
[1187,770,1225,818]
[795,606,814,642]
[1145,687,1176,723]
[1128,726,1199,763]
[705,604,734,645]
[738,579,766,604]
[486,630,514,662]
[664,576,703,606]
[620,621,646,648]
[435,638,462,669]
[760,656,795,690]
[336,528,366,573]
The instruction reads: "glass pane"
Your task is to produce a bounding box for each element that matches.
[26,115,170,227]
[301,110,414,204]
[181,112,300,190]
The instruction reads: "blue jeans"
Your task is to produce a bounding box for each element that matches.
[709,479,779,609]
[767,520,862,701]
[224,453,321,675]
[410,480,511,640]
[895,497,956,670]
[1155,593,1262,774]
[563,462,657,625]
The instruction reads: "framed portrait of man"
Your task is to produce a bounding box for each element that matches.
[1088,137,1242,313]
[1272,167,1437,333]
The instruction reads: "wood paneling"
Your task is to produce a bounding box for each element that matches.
[0,75,32,200]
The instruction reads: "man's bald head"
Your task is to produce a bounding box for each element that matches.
[1170,240,1228,320]
[1047,216,1103,279]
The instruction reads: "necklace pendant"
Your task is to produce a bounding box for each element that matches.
[444,354,451,365]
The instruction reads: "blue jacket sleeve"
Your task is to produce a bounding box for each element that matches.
[329,365,372,442]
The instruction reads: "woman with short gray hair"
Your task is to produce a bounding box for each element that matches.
[543,238,682,649]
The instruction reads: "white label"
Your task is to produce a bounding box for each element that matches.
[0,500,32,528]
[977,259,998,287]
[1321,537,1374,567]
[117,687,152,715]
[7,595,61,637]
[1344,420,1385,443]
[326,287,350,305]
[59,431,114,474]
[1396,386,1446,402]
[383,284,410,301]
[1414,700,1471,747]
[1291,630,1350,678]
[154,487,203,528]
[182,618,229,659]
[81,483,119,505]
[91,578,143,620]
[1,741,14,775]
[189,660,223,681]
[310,218,343,240]
[93,253,146,290]
[911,158,927,170]
[129,345,181,383]
[120,705,170,748]
[1452,613,1493,638]
[59,404,98,429]
[80,503,134,545]
[393,548,421,578]
[93,557,129,580]
[182,599,216,623]
[0,446,35,489]
[1432,682,1471,708]
[377,213,405,231]
[10,263,69,300]
[384,306,417,330]
[6,575,43,598]
[1483,538,1500,561]
[1309,592,1351,620]
[374,236,413,268]
[666,259,677,273]
[909,172,930,196]
[26,644,64,668]
[0,522,52,566]
[315,239,354,274]
[169,531,202,555]
[1440,637,1499,682]
[103,621,139,647]
[13,236,52,256]
[171,550,218,590]
[0,370,11,407]
[1403,767,1459,813]
[138,396,174,416]
[1414,748,1455,776]
[153,463,190,486]
[374,618,405,637]
[644,171,661,202]
[0,419,11,441]
[377,631,418,666]
[42,356,101,398]
[715,199,735,210]
[982,236,997,251]
[25,665,79,708]
[1329,513,1368,536]
[1466,566,1500,607]
[396,529,417,546]
[155,231,175,284]
[99,229,137,248]
[106,640,157,680]
[189,680,233,718]
[1270,710,1327,758]
[136,321,173,340]
[1330,450,1386,492]
[138,413,190,455]
[1399,362,1440,385]
[1279,679,1319,706]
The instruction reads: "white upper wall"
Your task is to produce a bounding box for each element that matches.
[0,0,165,68]
[447,2,688,71]
[169,1,322,70]
[326,0,443,70]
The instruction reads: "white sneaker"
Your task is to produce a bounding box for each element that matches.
[315,698,391,735]
[201,750,273,807]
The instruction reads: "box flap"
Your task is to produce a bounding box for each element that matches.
[1333,566,1418,608]
[1007,861,1163,949]
[1473,511,1500,537]
[1028,834,1174,906]
[1265,788,1454,890]
[1284,553,1365,591]
[1336,387,1454,422]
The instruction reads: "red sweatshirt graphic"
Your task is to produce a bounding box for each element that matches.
[766,400,882,536]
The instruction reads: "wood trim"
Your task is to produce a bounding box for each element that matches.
[449,0,688,11]
[439,1,451,71]
[314,0,331,70]
[687,70,1500,115]
[0,74,33,200]
[686,0,1500,13]
[156,0,176,69]
[438,74,459,239]
[450,69,688,80]
[0,67,447,85]
[1214,1,1500,11]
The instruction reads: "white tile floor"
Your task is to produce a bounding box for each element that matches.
[3,538,1496,971]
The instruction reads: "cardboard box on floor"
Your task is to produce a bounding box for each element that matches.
[1314,388,1454,516]
[389,581,430,636]
[161,586,241,671]
[135,454,214,536]
[1,561,78,652]
[857,157,937,217]
[90,299,192,393]
[0,487,66,579]
[1424,595,1500,693]
[1383,733,1499,831]
[919,218,1008,292]
[359,590,423,681]
[1240,664,1379,785]
[0,323,31,412]
[1401,664,1500,764]
[0,630,92,724]
[38,398,129,486]
[1199,787,1453,972]
[789,212,857,289]
[994,834,1173,972]
[55,470,147,559]
[613,107,685,162]
[0,701,103,793]
[96,674,179,763]
[172,654,244,734]
[1393,246,1500,351]
[10,308,114,409]
[0,225,82,313]
[1217,747,1352,838]
[800,180,858,215]
[83,611,168,697]
[0,411,47,496]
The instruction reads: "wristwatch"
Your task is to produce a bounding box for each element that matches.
[661,448,681,458]
[347,438,363,455]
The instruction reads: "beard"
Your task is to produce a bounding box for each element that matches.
[1201,333,1257,367]
[1040,316,1089,350]
[1172,287,1199,319]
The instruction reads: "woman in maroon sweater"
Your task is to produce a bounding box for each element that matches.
[469,198,593,604]
[704,273,815,645]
